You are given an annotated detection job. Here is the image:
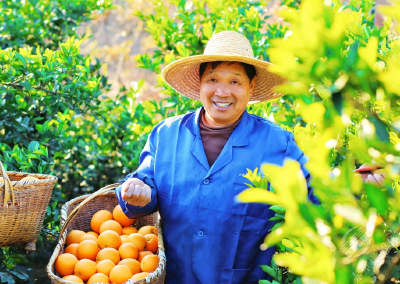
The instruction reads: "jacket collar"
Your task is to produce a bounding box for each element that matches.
[185,107,251,147]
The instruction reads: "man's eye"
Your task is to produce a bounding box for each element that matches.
[209,78,216,82]
[232,80,238,84]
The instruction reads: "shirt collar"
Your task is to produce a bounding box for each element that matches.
[185,107,251,147]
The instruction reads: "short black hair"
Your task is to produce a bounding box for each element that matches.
[199,61,256,83]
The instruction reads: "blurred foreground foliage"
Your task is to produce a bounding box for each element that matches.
[235,0,400,283]
[1,0,400,283]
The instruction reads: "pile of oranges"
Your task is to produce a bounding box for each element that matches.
[54,204,159,284]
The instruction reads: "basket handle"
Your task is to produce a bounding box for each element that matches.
[0,160,15,207]
[58,183,122,240]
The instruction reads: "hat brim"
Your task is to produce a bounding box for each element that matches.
[161,54,287,104]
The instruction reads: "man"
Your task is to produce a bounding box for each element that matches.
[116,31,318,283]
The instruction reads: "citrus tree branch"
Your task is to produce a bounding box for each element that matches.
[2,82,65,96]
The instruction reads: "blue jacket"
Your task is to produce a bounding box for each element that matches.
[116,108,316,284]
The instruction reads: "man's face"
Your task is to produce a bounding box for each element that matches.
[199,62,257,127]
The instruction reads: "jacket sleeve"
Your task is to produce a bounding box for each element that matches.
[115,128,159,218]
[285,132,320,205]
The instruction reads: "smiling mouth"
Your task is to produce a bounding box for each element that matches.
[214,102,232,108]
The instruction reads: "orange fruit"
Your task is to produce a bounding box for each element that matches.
[96,259,115,276]
[109,265,133,284]
[119,242,138,260]
[66,230,86,246]
[122,226,138,235]
[20,176,39,181]
[140,254,159,273]
[74,259,96,281]
[120,235,128,244]
[138,225,157,236]
[144,234,158,253]
[87,273,110,284]
[98,230,122,250]
[62,275,84,283]
[77,240,99,261]
[91,210,113,233]
[126,233,146,251]
[96,247,120,264]
[55,253,78,276]
[113,205,136,227]
[64,244,79,258]
[79,233,98,244]
[87,231,99,238]
[118,259,141,275]
[131,272,149,281]
[100,220,123,235]
[138,251,153,262]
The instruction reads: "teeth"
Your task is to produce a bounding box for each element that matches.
[215,102,231,107]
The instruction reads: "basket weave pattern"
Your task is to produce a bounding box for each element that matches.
[47,187,166,284]
[0,170,57,248]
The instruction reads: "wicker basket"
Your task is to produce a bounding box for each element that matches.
[0,160,58,250]
[47,183,166,284]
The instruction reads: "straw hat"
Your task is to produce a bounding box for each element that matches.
[161,31,287,103]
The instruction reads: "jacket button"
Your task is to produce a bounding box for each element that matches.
[198,231,204,237]
[203,179,209,185]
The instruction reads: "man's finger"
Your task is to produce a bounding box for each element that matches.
[367,174,384,188]
[137,185,151,206]
[129,184,142,201]
[367,174,377,186]
[122,178,144,194]
[373,174,385,188]
[123,186,132,199]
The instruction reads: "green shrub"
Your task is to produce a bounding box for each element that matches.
[0,0,113,50]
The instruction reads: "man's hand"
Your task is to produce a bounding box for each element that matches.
[356,164,386,188]
[121,178,152,207]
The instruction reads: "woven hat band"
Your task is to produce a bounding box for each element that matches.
[203,31,254,58]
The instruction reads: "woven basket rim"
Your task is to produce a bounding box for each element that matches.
[0,171,58,187]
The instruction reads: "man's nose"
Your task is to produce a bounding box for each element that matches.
[214,84,230,97]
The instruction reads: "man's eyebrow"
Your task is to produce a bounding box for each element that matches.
[206,70,243,76]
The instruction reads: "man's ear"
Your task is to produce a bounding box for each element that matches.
[249,76,258,94]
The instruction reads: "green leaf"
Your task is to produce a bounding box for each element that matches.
[9,269,29,281]
[51,200,58,210]
[269,205,286,213]
[331,91,343,115]
[260,265,277,279]
[365,184,389,216]
[33,149,46,156]
[0,272,16,284]
[369,115,389,142]
[269,216,284,221]
[236,188,282,205]
[270,221,284,232]
[11,254,29,266]
[258,280,272,284]
[28,141,39,153]
[15,53,27,65]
